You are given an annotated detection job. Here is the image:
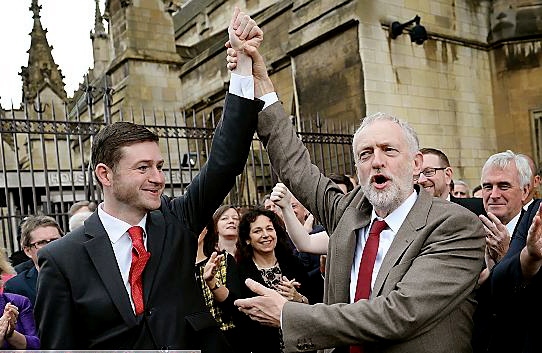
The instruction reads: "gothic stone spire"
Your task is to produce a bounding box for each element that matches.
[20,0,67,103]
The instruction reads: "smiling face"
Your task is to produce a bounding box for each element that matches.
[98,141,165,223]
[482,164,527,225]
[247,215,278,257]
[417,153,453,199]
[353,120,422,217]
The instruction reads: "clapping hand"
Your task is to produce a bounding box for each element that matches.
[203,251,224,282]
[276,276,301,301]
[513,203,542,279]
[480,212,510,265]
[0,303,18,343]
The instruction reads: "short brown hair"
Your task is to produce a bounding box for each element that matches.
[419,147,450,168]
[91,122,159,187]
[20,215,64,248]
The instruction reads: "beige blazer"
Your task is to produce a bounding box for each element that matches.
[257,102,485,353]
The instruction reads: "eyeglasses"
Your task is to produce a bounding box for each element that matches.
[413,167,447,182]
[27,238,59,249]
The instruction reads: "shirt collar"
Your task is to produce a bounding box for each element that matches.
[370,190,418,233]
[505,211,522,235]
[524,199,533,211]
[97,203,147,244]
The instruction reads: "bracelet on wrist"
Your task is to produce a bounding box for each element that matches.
[209,281,222,291]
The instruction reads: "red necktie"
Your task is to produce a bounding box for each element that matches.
[128,226,150,316]
[350,220,387,353]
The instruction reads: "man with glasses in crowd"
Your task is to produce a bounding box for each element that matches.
[415,148,454,199]
[5,215,63,306]
[416,147,485,216]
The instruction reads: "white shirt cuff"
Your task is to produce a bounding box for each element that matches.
[260,92,279,110]
[229,72,254,100]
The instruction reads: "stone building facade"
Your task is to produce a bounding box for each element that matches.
[171,0,542,186]
[3,0,542,187]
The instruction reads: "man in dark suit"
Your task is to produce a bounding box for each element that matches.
[231,42,485,352]
[5,215,63,306]
[472,150,532,352]
[34,8,263,351]
[488,198,542,353]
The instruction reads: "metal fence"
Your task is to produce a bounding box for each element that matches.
[0,100,355,254]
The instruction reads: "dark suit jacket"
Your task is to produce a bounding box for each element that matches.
[257,101,485,353]
[483,199,542,353]
[4,266,38,306]
[472,202,537,353]
[34,94,263,350]
[450,195,487,217]
[237,252,311,353]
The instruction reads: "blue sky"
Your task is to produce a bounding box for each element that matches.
[0,0,106,107]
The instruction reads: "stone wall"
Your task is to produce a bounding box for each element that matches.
[174,0,498,186]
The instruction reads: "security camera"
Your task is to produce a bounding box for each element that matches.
[389,15,427,45]
[409,24,428,45]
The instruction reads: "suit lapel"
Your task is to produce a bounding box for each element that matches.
[143,210,167,304]
[84,213,136,325]
[334,194,371,302]
[372,188,430,297]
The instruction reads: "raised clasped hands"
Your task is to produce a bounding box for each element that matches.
[225,8,272,96]
[270,182,292,210]
[226,7,263,54]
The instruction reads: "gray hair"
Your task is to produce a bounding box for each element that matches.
[481,150,532,188]
[353,112,419,161]
[454,179,469,188]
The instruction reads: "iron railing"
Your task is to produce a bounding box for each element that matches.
[0,99,355,254]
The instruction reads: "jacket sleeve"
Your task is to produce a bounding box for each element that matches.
[169,94,264,235]
[16,296,40,349]
[34,247,79,349]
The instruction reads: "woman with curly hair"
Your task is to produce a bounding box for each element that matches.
[205,207,310,353]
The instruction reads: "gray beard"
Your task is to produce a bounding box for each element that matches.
[361,177,413,216]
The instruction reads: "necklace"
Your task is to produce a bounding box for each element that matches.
[253,257,278,270]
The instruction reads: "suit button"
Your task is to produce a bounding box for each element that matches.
[145,308,153,317]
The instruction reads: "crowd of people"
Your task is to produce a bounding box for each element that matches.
[0,6,540,353]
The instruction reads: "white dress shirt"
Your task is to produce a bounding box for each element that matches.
[229,72,278,107]
[349,191,418,302]
[523,199,533,212]
[97,204,147,313]
[505,211,521,236]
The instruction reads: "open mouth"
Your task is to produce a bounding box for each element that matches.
[370,174,391,190]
